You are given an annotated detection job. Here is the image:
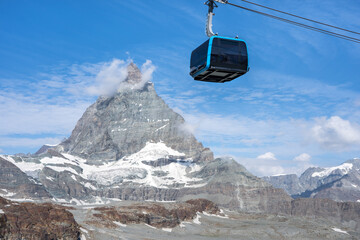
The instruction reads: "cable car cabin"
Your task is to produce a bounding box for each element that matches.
[190,36,249,83]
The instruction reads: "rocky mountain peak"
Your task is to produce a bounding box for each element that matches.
[125,62,142,85]
[57,65,213,164]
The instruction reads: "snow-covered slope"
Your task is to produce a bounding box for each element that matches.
[2,142,206,192]
[311,163,353,178]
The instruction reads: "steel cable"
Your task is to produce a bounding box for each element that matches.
[225,1,360,44]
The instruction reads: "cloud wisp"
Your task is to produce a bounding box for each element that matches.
[86,59,156,96]
[293,153,311,162]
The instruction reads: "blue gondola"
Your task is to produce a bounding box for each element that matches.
[190,36,249,83]
[190,0,249,83]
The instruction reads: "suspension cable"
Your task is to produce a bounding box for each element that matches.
[237,0,360,36]
[224,1,360,44]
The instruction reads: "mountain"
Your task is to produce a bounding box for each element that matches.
[57,63,212,164]
[0,156,50,200]
[0,63,289,213]
[1,63,360,238]
[263,158,360,202]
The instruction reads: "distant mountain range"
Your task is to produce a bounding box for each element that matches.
[263,159,360,202]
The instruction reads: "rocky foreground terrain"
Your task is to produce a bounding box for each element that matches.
[2,196,359,240]
[0,196,79,240]
[1,63,360,239]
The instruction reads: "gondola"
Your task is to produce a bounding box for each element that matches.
[190,36,249,83]
[189,0,249,83]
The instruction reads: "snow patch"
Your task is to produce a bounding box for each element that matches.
[162,228,172,232]
[145,224,157,229]
[203,211,229,219]
[45,176,55,182]
[80,227,88,240]
[193,212,201,224]
[47,166,78,175]
[113,221,127,227]
[0,209,4,214]
[332,227,349,235]
[84,182,97,190]
[155,124,169,132]
[3,155,43,174]
[126,142,185,161]
[312,163,353,178]
[41,157,74,165]
[271,173,288,177]
[0,190,16,197]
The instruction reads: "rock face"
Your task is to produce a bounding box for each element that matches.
[0,196,80,240]
[35,144,55,155]
[262,174,304,196]
[0,157,50,200]
[57,63,212,164]
[290,198,360,231]
[88,199,219,229]
[263,158,360,202]
[177,158,292,213]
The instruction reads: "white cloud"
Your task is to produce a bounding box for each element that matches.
[293,153,311,162]
[87,59,128,96]
[257,152,277,161]
[311,116,360,150]
[141,60,156,83]
[86,59,156,96]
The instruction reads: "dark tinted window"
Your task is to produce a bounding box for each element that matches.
[210,38,248,71]
[190,40,209,72]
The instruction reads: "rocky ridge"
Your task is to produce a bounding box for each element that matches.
[263,158,360,202]
[87,199,220,229]
[0,196,80,240]
[0,157,50,200]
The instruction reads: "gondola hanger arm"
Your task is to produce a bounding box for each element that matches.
[205,0,228,37]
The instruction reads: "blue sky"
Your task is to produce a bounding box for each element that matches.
[1,0,360,176]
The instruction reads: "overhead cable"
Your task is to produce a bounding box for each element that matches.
[225,1,360,44]
[237,0,360,36]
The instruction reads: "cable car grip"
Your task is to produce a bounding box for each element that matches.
[205,0,228,37]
